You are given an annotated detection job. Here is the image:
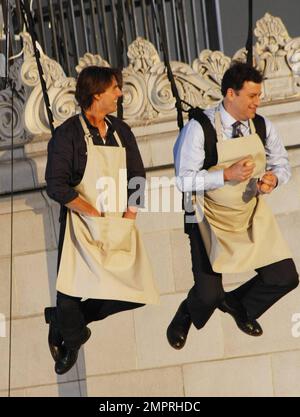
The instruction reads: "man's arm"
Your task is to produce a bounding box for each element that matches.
[45,125,100,217]
[118,122,146,219]
[264,117,291,187]
[66,196,101,217]
[174,119,224,193]
[45,126,78,205]
[256,117,291,194]
[173,119,254,192]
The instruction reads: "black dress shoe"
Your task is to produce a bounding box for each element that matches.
[55,327,91,375]
[44,307,65,362]
[167,300,192,350]
[219,294,263,337]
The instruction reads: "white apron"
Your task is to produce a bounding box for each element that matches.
[195,111,292,273]
[56,115,160,304]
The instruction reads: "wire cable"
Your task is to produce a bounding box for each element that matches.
[117,0,124,120]
[246,0,253,65]
[150,0,184,131]
[19,0,55,135]
[8,79,15,398]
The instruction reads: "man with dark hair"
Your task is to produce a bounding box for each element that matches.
[44,66,159,374]
[167,62,299,349]
[220,61,263,96]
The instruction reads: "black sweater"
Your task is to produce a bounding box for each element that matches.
[45,113,146,209]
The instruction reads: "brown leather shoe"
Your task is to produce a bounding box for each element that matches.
[167,300,192,349]
[219,294,263,337]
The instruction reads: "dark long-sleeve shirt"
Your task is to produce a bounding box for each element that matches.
[45,113,146,209]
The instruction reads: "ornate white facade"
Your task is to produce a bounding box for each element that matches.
[2,12,300,398]
[2,12,300,147]
[0,58,27,147]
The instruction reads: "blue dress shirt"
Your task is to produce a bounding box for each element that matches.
[173,103,291,192]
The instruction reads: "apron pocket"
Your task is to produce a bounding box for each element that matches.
[79,215,134,252]
[105,216,135,252]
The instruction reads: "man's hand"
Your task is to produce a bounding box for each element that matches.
[224,157,256,182]
[66,196,101,217]
[257,171,278,194]
[123,206,137,220]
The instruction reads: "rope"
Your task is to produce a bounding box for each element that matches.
[19,0,55,135]
[2,0,14,398]
[7,80,15,399]
[150,0,184,131]
[116,0,124,120]
[246,0,253,65]
[4,0,10,89]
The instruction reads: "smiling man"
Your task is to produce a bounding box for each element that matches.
[167,62,299,349]
[44,66,159,374]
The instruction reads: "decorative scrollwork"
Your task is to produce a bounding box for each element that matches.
[20,32,78,134]
[122,68,150,120]
[127,37,160,74]
[253,13,296,100]
[15,13,300,136]
[0,59,27,148]
[193,50,231,86]
[285,38,300,75]
[75,53,110,74]
[255,13,290,58]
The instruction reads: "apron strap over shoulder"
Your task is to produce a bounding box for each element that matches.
[249,119,256,135]
[79,114,124,148]
[104,117,123,148]
[79,114,93,145]
[215,112,224,142]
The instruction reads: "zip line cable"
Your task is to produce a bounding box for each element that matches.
[8,79,15,398]
[150,0,184,131]
[246,0,253,66]
[4,0,10,89]
[19,0,55,135]
[117,0,125,120]
[2,0,14,397]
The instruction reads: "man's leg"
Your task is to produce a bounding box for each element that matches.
[230,258,299,320]
[186,224,224,329]
[56,291,90,348]
[44,305,64,362]
[80,299,145,324]
[167,224,224,349]
[54,291,91,375]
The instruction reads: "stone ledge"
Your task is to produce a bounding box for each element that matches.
[1,97,300,195]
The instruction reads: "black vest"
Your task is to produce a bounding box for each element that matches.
[188,107,266,170]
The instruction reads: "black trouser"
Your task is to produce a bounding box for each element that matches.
[56,292,144,349]
[186,224,299,329]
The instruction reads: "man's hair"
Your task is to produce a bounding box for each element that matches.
[75,66,122,110]
[221,62,263,97]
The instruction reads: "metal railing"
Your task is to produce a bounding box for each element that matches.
[1,0,223,76]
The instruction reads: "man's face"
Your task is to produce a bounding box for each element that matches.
[227,81,262,121]
[94,76,123,115]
